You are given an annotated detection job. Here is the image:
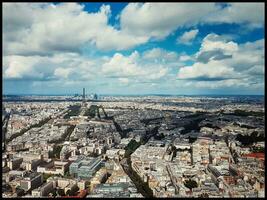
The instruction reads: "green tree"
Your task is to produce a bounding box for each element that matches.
[70,185,79,196]
[49,189,57,197]
[200,192,209,198]
[57,188,65,196]
[184,179,198,190]
[188,136,197,144]
[124,140,141,158]
[43,173,53,182]
[52,145,63,159]
[66,190,71,196]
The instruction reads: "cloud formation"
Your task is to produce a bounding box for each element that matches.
[3,3,148,55]
[3,3,265,95]
[177,29,199,45]
[3,3,264,55]
[204,3,264,28]
[177,34,264,90]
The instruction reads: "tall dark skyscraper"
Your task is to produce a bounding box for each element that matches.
[94,93,98,100]
[83,88,85,99]
[83,88,85,102]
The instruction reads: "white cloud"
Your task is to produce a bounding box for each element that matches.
[178,60,236,80]
[199,33,238,53]
[146,68,168,80]
[3,3,264,94]
[143,48,178,61]
[118,78,129,84]
[3,48,172,85]
[3,3,148,55]
[102,51,169,80]
[142,48,192,69]
[3,3,264,55]
[120,3,217,39]
[3,53,99,81]
[246,65,264,76]
[177,34,264,91]
[204,3,264,28]
[3,55,53,80]
[102,51,145,77]
[195,33,239,63]
[177,29,199,45]
[241,38,264,50]
[179,54,191,62]
[186,78,251,89]
[54,67,72,79]
[120,3,264,41]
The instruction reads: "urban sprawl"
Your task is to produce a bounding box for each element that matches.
[2,93,265,198]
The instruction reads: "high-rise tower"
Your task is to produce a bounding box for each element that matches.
[83,88,85,103]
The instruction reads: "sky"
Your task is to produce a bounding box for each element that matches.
[2,2,265,95]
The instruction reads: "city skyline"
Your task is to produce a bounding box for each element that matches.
[3,3,265,95]
[2,3,265,199]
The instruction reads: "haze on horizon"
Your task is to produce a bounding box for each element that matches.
[3,3,265,95]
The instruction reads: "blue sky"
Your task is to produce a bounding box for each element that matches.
[3,3,265,95]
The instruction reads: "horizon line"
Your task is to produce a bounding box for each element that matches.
[2,93,264,96]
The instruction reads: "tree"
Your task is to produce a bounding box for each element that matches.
[154,132,165,140]
[188,136,197,144]
[66,190,71,196]
[15,186,25,196]
[170,145,177,158]
[251,146,264,153]
[43,173,53,182]
[49,189,57,197]
[124,139,141,158]
[200,192,209,198]
[64,171,71,178]
[224,134,229,147]
[57,188,65,196]
[70,185,79,196]
[52,145,63,159]
[184,179,198,190]
[48,150,54,159]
